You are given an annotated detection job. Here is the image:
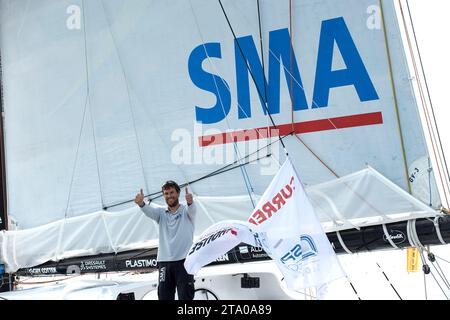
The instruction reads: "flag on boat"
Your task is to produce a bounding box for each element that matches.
[185,158,345,292]
[184,220,257,275]
[248,158,345,290]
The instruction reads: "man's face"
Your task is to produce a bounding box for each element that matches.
[163,187,179,207]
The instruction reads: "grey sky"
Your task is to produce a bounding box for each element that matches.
[408,1,450,165]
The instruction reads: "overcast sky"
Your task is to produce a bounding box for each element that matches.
[408,0,450,165]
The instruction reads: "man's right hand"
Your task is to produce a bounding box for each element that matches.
[134,188,145,208]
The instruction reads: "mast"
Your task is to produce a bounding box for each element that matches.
[0,49,7,231]
[0,43,11,294]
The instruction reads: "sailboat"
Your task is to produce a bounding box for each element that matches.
[0,0,449,299]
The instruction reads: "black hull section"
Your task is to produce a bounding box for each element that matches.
[330,215,450,253]
[16,216,450,276]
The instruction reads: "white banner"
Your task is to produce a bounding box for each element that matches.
[249,159,345,290]
[184,220,256,275]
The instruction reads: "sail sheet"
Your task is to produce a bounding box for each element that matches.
[0,0,441,269]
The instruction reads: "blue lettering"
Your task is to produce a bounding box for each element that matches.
[313,17,379,108]
[268,29,308,113]
[235,28,308,119]
[291,244,302,258]
[188,43,231,124]
[189,18,379,124]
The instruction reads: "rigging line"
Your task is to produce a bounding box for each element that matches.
[399,0,450,206]
[256,0,268,107]
[434,260,450,289]
[191,135,284,180]
[430,260,450,290]
[64,0,105,217]
[87,96,105,209]
[189,1,256,125]
[83,0,105,209]
[423,269,428,300]
[219,1,339,195]
[426,257,450,299]
[424,249,450,289]
[428,157,432,206]
[149,153,269,202]
[189,1,256,207]
[222,0,338,179]
[286,0,339,179]
[419,248,450,300]
[234,141,256,207]
[131,98,193,194]
[64,95,89,218]
[15,0,30,40]
[398,0,450,207]
[256,0,271,158]
[289,0,294,134]
[218,0,288,154]
[189,0,271,197]
[428,270,450,300]
[106,135,285,208]
[267,43,342,177]
[104,136,284,209]
[399,1,450,200]
[205,36,256,206]
[379,0,411,194]
[433,254,450,265]
[100,0,151,197]
[420,249,428,300]
[376,262,402,300]
[405,0,450,196]
[293,129,339,178]
[267,47,340,129]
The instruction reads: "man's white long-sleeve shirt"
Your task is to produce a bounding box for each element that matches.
[141,202,196,262]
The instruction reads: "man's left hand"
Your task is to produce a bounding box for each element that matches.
[185,187,193,205]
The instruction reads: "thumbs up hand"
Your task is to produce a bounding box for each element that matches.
[134,188,145,208]
[185,186,193,205]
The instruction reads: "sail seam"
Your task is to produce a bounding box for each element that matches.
[100,0,151,198]
[83,0,105,211]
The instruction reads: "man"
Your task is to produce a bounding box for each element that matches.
[134,181,196,300]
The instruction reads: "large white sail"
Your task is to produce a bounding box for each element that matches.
[0,0,444,271]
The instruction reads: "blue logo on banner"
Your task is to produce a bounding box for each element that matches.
[280,235,318,266]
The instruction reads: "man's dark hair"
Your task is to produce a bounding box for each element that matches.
[162,180,180,194]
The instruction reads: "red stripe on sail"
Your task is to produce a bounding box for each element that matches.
[199,112,383,147]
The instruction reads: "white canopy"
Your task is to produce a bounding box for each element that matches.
[0,167,435,272]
